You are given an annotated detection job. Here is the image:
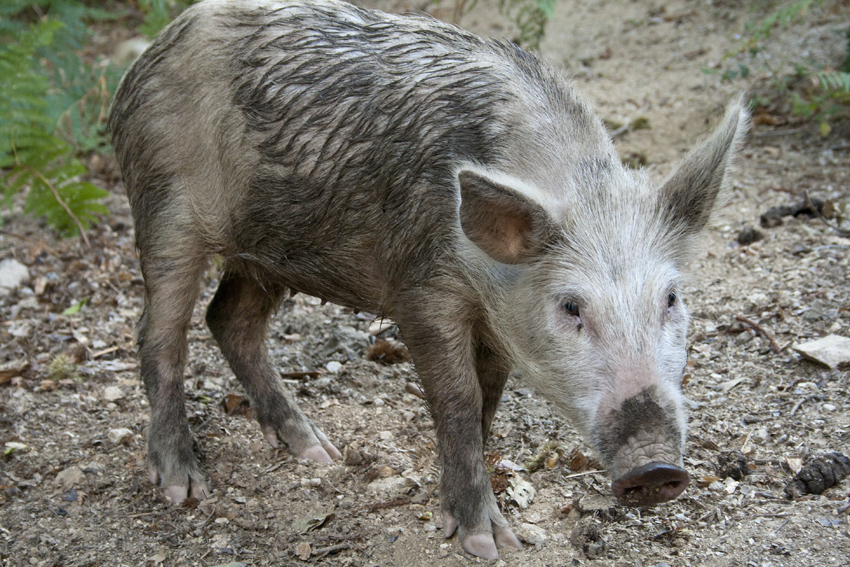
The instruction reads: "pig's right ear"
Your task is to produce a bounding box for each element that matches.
[658,97,750,236]
[458,168,555,264]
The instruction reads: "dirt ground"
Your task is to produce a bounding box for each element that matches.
[1,0,849,566]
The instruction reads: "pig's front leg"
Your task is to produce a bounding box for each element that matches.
[396,305,521,560]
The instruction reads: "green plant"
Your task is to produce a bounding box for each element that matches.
[704,0,821,80]
[436,0,556,50]
[816,70,850,92]
[138,1,198,37]
[46,353,80,381]
[741,0,817,53]
[0,18,109,237]
[498,0,556,50]
[705,0,849,131]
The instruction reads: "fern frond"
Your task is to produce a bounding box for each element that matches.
[0,18,108,236]
[816,71,850,93]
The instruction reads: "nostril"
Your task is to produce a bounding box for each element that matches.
[611,462,689,507]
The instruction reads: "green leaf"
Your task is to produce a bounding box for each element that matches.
[62,298,89,316]
[4,442,28,456]
[816,71,850,92]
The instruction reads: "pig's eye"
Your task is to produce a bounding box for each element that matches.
[563,300,580,317]
[667,292,677,307]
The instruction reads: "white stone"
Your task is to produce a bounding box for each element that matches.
[8,319,32,338]
[367,475,407,496]
[0,258,29,296]
[103,386,125,401]
[108,428,134,444]
[507,476,536,509]
[793,335,850,369]
[325,360,342,373]
[516,523,547,545]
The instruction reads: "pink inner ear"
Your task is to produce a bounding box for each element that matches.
[491,210,532,260]
[467,199,534,264]
[458,169,550,265]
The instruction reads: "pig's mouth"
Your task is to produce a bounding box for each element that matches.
[610,462,689,507]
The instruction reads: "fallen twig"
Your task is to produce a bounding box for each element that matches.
[735,315,783,354]
[312,542,351,558]
[790,394,818,417]
[696,507,719,523]
[805,190,850,237]
[662,9,695,21]
[753,127,808,138]
[92,346,120,359]
[561,469,606,480]
[772,519,790,536]
[360,497,410,512]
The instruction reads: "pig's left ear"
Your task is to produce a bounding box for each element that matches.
[659,96,750,235]
[458,167,556,264]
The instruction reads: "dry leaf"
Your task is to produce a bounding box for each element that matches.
[291,505,335,534]
[785,456,804,476]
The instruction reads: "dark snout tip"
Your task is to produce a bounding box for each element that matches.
[611,462,689,507]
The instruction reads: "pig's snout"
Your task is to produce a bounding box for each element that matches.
[611,462,689,507]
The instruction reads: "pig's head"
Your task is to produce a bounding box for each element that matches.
[457,98,748,507]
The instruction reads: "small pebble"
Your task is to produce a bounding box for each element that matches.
[102,386,124,402]
[55,466,86,489]
[516,523,547,545]
[108,428,134,445]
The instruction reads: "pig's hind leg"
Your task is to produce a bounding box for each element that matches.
[476,342,511,442]
[205,272,341,462]
[136,232,210,504]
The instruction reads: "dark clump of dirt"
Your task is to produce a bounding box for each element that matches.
[785,452,850,498]
[759,196,827,228]
[717,449,750,481]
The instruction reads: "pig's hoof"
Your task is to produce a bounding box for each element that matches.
[149,466,210,504]
[164,481,210,504]
[262,424,341,461]
[443,511,522,559]
[463,534,499,560]
[298,444,335,463]
[494,525,522,550]
[320,439,342,460]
